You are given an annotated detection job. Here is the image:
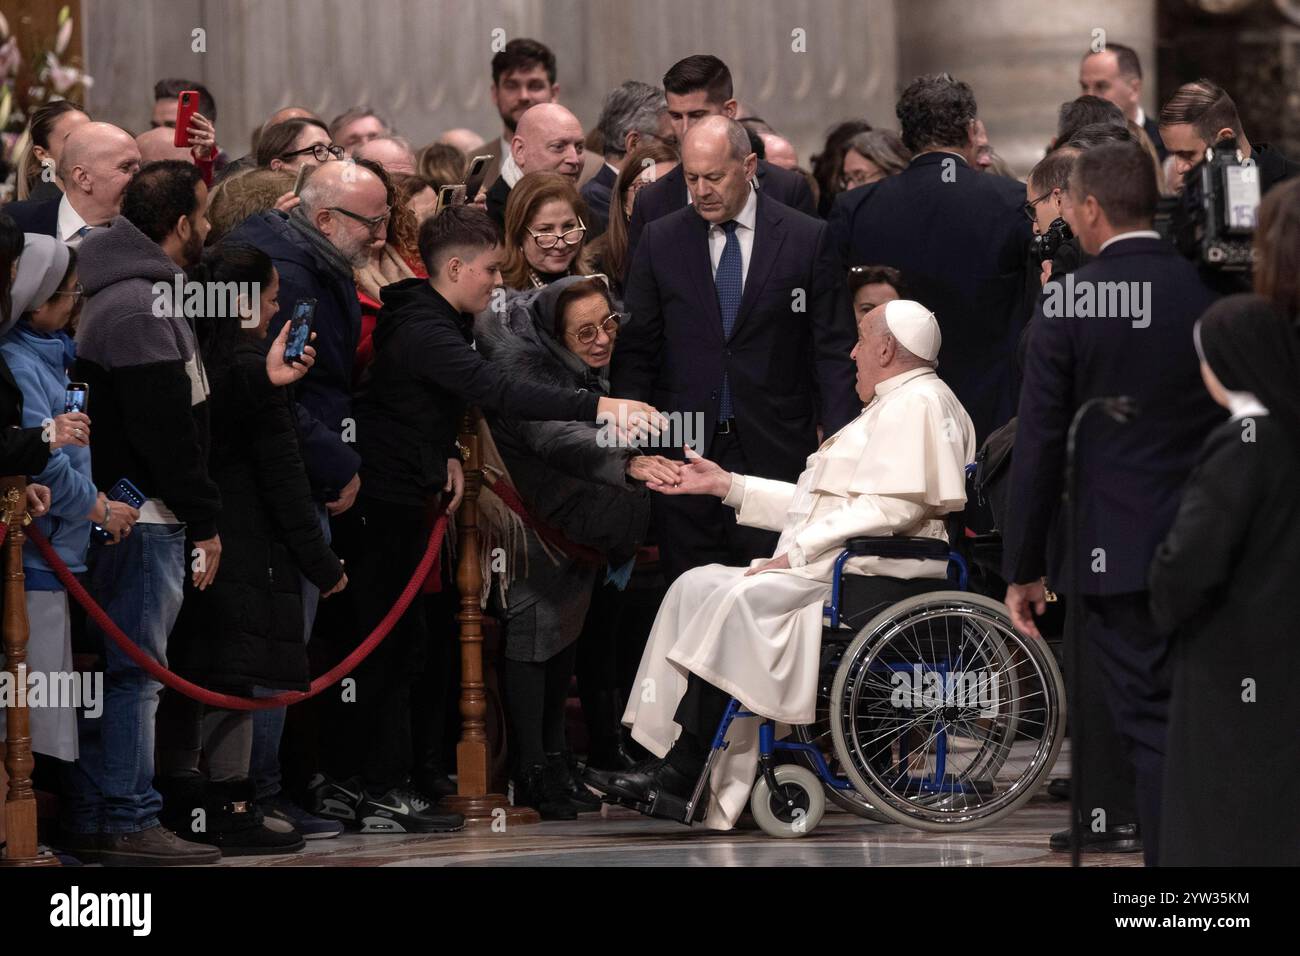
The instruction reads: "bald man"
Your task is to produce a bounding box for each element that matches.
[483,102,585,226]
[760,133,799,171]
[593,300,975,829]
[438,127,486,154]
[5,121,141,245]
[611,115,858,587]
[136,125,195,165]
[353,136,417,175]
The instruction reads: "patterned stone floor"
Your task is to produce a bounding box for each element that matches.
[220,746,1143,868]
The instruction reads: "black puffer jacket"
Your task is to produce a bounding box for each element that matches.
[474,279,650,564]
[170,339,344,691]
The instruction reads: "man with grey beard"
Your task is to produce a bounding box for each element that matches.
[224,160,388,837]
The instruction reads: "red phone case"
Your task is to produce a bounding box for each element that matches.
[173,91,199,148]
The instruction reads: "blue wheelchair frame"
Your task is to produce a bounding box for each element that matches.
[681,516,975,825]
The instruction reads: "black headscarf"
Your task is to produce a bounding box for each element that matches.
[1195,293,1300,455]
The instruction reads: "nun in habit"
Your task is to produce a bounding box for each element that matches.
[587,300,976,829]
[1149,294,1300,866]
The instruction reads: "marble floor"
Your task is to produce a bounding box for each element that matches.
[221,747,1142,868]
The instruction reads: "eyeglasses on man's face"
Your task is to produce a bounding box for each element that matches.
[567,313,622,345]
[283,142,345,163]
[328,205,392,233]
[1023,189,1054,223]
[528,219,587,249]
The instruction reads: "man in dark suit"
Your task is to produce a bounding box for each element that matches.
[1078,42,1167,162]
[581,80,671,239]
[829,73,1032,442]
[625,55,816,277]
[613,116,858,582]
[4,121,140,246]
[1001,141,1224,866]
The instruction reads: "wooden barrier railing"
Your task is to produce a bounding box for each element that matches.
[441,411,538,826]
[0,475,57,866]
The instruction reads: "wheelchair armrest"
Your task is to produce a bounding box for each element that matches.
[843,536,951,561]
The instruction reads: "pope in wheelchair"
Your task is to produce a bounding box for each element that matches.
[586,300,1065,836]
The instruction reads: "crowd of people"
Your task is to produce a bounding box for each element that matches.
[0,36,1296,868]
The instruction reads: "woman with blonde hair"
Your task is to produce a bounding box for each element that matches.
[500,172,595,291]
[204,167,297,245]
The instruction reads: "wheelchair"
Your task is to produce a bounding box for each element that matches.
[651,511,1066,839]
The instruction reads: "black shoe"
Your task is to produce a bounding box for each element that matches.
[154,770,207,835]
[198,779,305,856]
[514,763,579,821]
[584,754,663,794]
[549,752,602,813]
[358,783,466,833]
[603,757,707,824]
[1049,823,1142,853]
[305,772,365,824]
[1047,777,1071,800]
[413,766,457,801]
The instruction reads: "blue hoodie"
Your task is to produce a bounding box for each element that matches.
[0,321,98,587]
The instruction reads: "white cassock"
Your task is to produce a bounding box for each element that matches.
[623,367,976,828]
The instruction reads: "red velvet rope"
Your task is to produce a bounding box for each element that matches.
[18,512,448,711]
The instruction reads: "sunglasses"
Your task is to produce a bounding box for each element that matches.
[1023,189,1054,223]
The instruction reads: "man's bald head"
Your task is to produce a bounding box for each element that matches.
[299,160,390,267]
[136,125,195,165]
[760,133,798,170]
[353,136,416,175]
[511,103,584,181]
[58,122,142,224]
[439,127,486,154]
[265,106,320,130]
[681,116,755,223]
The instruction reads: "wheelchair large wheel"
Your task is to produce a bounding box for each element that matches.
[750,765,826,838]
[829,591,1065,832]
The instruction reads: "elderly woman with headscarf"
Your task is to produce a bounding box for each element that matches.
[474,274,678,819]
[1149,293,1300,866]
[0,233,138,762]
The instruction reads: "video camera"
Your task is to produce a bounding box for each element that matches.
[1157,137,1261,274]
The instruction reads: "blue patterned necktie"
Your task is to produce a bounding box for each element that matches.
[715,220,742,421]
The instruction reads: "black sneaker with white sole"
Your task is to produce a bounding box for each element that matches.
[357,784,466,834]
[305,773,364,824]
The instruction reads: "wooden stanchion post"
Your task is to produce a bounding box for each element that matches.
[1,477,58,866]
[441,411,538,826]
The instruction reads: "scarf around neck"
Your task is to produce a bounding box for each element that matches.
[287,206,355,281]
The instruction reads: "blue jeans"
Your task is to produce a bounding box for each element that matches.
[62,523,186,834]
[249,504,330,800]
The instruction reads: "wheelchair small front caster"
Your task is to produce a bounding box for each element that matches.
[749,765,825,838]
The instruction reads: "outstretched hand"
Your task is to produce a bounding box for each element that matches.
[646,447,732,498]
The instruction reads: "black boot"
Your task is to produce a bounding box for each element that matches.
[584,690,638,773]
[548,752,601,813]
[154,771,207,839]
[514,763,578,821]
[201,779,305,856]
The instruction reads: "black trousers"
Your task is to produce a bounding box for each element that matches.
[329,495,433,793]
[653,428,778,583]
[1081,592,1171,866]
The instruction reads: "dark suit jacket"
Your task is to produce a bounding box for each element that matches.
[1255,142,1300,194]
[828,151,1032,441]
[579,162,617,239]
[485,175,511,229]
[625,159,816,282]
[613,190,858,483]
[1000,237,1224,594]
[3,197,60,237]
[1142,114,1168,163]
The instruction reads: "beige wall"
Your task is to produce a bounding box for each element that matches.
[83,0,1152,176]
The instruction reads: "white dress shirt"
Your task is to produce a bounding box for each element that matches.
[56,193,91,248]
[1098,229,1161,253]
[706,183,758,288]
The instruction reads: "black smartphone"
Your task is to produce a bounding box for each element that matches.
[463,153,493,202]
[92,478,146,541]
[65,382,89,414]
[283,298,317,364]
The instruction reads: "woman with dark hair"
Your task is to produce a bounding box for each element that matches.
[255,118,343,172]
[16,100,90,201]
[810,119,872,217]
[1254,177,1300,323]
[587,141,678,297]
[1149,294,1300,866]
[474,275,676,818]
[153,241,347,854]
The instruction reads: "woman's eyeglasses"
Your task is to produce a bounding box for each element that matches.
[567,313,621,345]
[282,143,345,163]
[50,282,85,304]
[528,219,587,249]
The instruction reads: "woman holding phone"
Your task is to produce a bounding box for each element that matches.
[153,241,348,855]
[0,233,139,764]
